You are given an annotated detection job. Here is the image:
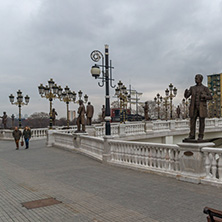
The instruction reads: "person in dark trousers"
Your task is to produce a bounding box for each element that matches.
[12,127,22,150]
[23,126,31,149]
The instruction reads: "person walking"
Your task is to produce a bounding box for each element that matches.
[86,102,94,125]
[12,127,22,150]
[23,126,31,149]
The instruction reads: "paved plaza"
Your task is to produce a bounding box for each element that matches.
[0,139,221,222]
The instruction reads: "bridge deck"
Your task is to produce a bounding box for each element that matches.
[0,140,221,222]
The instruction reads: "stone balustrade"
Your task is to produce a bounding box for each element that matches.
[48,128,222,187]
[202,147,222,184]
[109,140,180,175]
[0,128,47,140]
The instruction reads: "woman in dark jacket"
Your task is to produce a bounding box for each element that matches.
[23,126,31,149]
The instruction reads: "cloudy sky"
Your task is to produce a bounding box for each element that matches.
[1,0,222,118]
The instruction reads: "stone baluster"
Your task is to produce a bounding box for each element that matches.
[211,153,217,179]
[145,147,148,166]
[218,154,222,181]
[156,148,161,168]
[149,148,153,167]
[174,150,179,172]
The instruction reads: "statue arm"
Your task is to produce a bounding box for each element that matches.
[184,87,191,99]
[202,88,212,100]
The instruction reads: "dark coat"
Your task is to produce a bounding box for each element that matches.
[77,104,85,124]
[86,105,94,118]
[184,84,212,118]
[12,130,22,140]
[23,129,31,139]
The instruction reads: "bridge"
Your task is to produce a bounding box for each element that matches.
[0,139,221,222]
[1,119,222,221]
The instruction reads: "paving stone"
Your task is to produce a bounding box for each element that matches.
[0,140,222,221]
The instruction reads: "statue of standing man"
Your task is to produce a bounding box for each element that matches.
[86,102,94,125]
[184,74,212,141]
[76,100,86,132]
[143,102,149,121]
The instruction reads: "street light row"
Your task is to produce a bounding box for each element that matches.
[38,78,88,129]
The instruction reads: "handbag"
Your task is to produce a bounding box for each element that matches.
[21,140,24,146]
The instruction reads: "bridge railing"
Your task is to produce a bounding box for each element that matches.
[109,140,180,175]
[48,129,222,187]
[202,147,222,183]
[0,128,47,140]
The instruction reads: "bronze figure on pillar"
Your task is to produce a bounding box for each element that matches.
[86,102,94,125]
[76,100,86,133]
[143,102,149,121]
[184,74,212,141]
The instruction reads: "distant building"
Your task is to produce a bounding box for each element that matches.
[68,110,76,121]
[207,73,222,117]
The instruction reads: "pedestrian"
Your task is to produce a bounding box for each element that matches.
[86,102,94,125]
[23,126,32,149]
[12,127,22,150]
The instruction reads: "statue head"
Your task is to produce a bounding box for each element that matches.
[195,74,203,85]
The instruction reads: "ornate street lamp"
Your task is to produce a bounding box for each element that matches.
[154,93,162,119]
[60,86,88,128]
[90,44,115,135]
[9,90,30,128]
[38,78,62,129]
[165,83,177,120]
[182,98,190,119]
[115,80,130,123]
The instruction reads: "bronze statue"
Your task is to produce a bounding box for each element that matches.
[176,105,181,119]
[184,74,212,141]
[86,102,94,125]
[51,108,57,126]
[1,112,7,129]
[143,102,149,120]
[76,100,86,132]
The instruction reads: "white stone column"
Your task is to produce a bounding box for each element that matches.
[145,121,153,132]
[46,129,55,147]
[119,124,126,137]
[177,142,215,183]
[103,135,114,163]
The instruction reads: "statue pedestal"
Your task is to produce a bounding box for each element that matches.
[177,142,214,183]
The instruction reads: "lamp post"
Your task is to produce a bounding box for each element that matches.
[90,44,115,135]
[154,93,162,119]
[9,90,30,129]
[59,86,76,129]
[182,98,189,119]
[60,87,88,128]
[11,114,15,127]
[165,83,177,120]
[38,78,62,129]
[115,80,130,123]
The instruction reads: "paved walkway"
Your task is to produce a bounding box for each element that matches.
[0,140,221,222]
